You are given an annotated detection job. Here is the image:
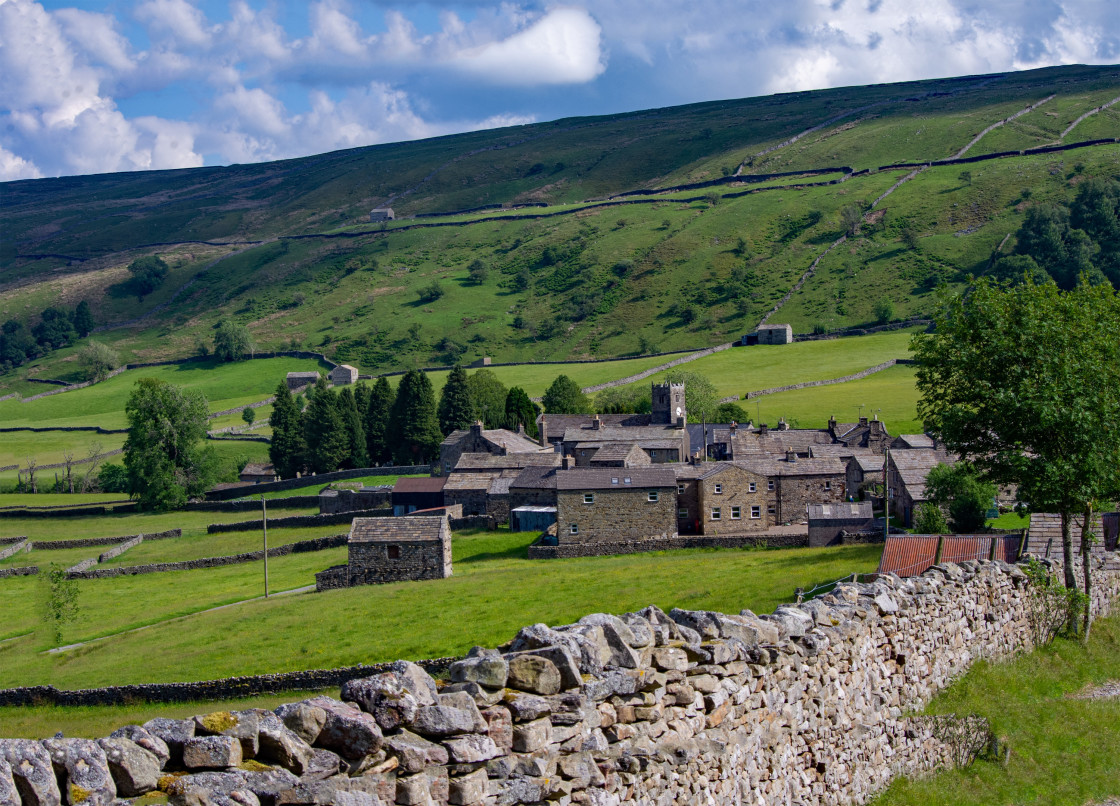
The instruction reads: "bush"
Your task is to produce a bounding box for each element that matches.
[1023,557,1089,645]
[873,298,894,326]
[418,281,444,303]
[96,462,130,493]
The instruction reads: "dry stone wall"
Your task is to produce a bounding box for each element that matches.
[2,555,1118,806]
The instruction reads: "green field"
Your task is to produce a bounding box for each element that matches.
[0,528,881,692]
[873,614,1120,806]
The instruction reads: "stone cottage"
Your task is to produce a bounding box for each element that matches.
[438,422,552,476]
[563,420,689,465]
[314,515,452,591]
[742,323,793,345]
[330,365,359,385]
[808,501,877,547]
[886,447,955,526]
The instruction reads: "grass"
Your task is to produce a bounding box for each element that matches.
[872,614,1120,806]
[0,529,882,694]
[988,510,1032,531]
[0,493,132,508]
[238,473,428,500]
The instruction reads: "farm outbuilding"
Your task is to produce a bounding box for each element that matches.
[315,515,452,590]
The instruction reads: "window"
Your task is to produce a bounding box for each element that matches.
[387,545,401,559]
[824,481,832,490]
[648,491,659,502]
[748,482,757,492]
[677,483,686,494]
[444,461,451,472]
[711,507,721,520]
[768,505,776,516]
[570,523,579,535]
[612,477,619,485]
[583,493,595,504]
[767,480,775,491]
[730,506,741,519]
[751,506,761,519]
[678,508,689,518]
[714,483,723,494]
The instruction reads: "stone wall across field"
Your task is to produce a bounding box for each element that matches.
[206,510,392,533]
[2,554,1118,806]
[30,529,181,550]
[528,532,808,559]
[205,466,430,500]
[183,496,321,512]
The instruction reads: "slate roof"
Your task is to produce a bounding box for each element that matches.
[1024,512,1115,556]
[538,413,653,435]
[510,466,559,490]
[850,453,886,473]
[729,429,834,457]
[443,473,496,492]
[563,425,686,444]
[393,476,448,493]
[585,443,649,464]
[349,515,446,543]
[729,456,846,477]
[894,434,936,449]
[441,428,546,454]
[808,502,873,521]
[453,452,560,471]
[554,467,677,491]
[286,371,321,380]
[889,449,953,500]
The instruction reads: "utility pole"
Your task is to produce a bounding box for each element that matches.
[883,448,890,542]
[262,494,269,598]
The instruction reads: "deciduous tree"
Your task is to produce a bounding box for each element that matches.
[79,341,120,382]
[924,463,996,533]
[467,369,508,428]
[213,320,253,361]
[542,374,591,415]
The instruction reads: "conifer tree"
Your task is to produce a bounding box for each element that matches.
[438,364,475,435]
[504,386,540,437]
[269,381,306,478]
[337,386,369,468]
[303,379,348,473]
[390,370,442,464]
[365,376,393,464]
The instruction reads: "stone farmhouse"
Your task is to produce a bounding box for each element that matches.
[437,422,551,476]
[285,370,320,391]
[886,445,955,526]
[565,420,690,466]
[741,323,794,345]
[368,207,395,222]
[315,514,451,591]
[808,501,877,547]
[554,468,678,547]
[329,364,359,385]
[828,414,892,453]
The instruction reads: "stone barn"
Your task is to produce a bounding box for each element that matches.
[742,324,794,345]
[330,364,359,385]
[285,371,321,391]
[369,208,395,222]
[808,501,876,547]
[315,515,452,590]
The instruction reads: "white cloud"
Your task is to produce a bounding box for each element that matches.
[135,0,213,47]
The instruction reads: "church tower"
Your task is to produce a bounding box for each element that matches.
[651,382,686,425]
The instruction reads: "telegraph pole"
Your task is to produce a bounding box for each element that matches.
[883,448,890,542]
[262,494,269,598]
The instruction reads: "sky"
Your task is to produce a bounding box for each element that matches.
[1,0,1117,181]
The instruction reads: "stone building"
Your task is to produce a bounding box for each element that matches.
[562,419,689,465]
[451,452,561,475]
[508,465,561,514]
[442,471,520,521]
[650,382,686,425]
[808,501,876,547]
[845,452,886,501]
[742,323,793,345]
[1023,512,1120,557]
[285,371,321,391]
[369,208,395,222]
[828,415,892,454]
[438,422,551,476]
[238,463,276,484]
[319,486,391,515]
[555,467,678,546]
[329,365,359,385]
[726,422,833,460]
[585,443,651,468]
[315,515,451,591]
[886,447,955,526]
[391,476,446,515]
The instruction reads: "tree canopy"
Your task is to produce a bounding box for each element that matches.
[365,376,394,464]
[303,380,349,473]
[390,370,442,463]
[268,381,306,478]
[505,387,540,437]
[923,462,996,533]
[542,374,591,415]
[213,320,253,362]
[123,377,217,510]
[438,365,475,435]
[663,369,718,424]
[913,278,1120,587]
[467,369,508,428]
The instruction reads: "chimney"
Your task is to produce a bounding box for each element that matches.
[592,415,602,431]
[562,455,572,470]
[828,415,837,431]
[777,418,789,431]
[729,420,738,435]
[759,423,769,437]
[517,423,526,436]
[870,417,882,435]
[539,416,548,447]
[785,449,797,463]
[859,416,868,427]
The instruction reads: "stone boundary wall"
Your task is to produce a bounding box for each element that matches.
[205,466,430,500]
[207,434,271,443]
[581,343,735,395]
[30,529,180,550]
[2,555,1117,806]
[206,510,391,534]
[98,536,143,563]
[66,558,98,574]
[183,496,321,512]
[0,500,138,519]
[792,319,932,342]
[0,539,30,560]
[0,426,127,435]
[740,359,905,400]
[0,656,458,707]
[0,536,28,547]
[0,499,131,513]
[0,566,38,578]
[528,532,808,559]
[68,534,349,579]
[10,448,124,476]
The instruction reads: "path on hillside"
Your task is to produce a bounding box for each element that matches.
[1061,94,1120,139]
[46,584,316,655]
[948,95,1056,160]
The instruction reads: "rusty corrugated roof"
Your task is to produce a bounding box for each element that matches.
[878,534,1022,577]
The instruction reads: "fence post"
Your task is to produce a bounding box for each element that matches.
[988,537,998,561]
[933,534,945,565]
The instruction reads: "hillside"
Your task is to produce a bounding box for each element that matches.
[1,63,1119,389]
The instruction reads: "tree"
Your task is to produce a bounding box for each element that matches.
[97,462,130,493]
[365,377,394,464]
[714,402,750,424]
[988,254,1050,286]
[78,341,120,382]
[839,204,864,236]
[123,377,217,510]
[418,281,444,303]
[1013,205,1097,289]
[125,255,169,300]
[872,298,894,326]
[73,300,94,337]
[924,462,996,533]
[43,565,80,645]
[542,374,591,415]
[32,307,76,349]
[269,381,306,478]
[213,320,253,361]
[467,369,508,428]
[389,370,442,464]
[303,380,349,473]
[241,406,256,426]
[438,365,475,435]
[913,279,1120,606]
[913,501,949,535]
[467,260,488,284]
[336,387,369,468]
[595,385,651,415]
[505,387,540,437]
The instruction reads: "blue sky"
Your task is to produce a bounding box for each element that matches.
[1,0,1117,180]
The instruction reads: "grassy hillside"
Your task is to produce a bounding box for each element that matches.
[2,64,1118,395]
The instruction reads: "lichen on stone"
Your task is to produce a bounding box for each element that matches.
[198,711,239,733]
